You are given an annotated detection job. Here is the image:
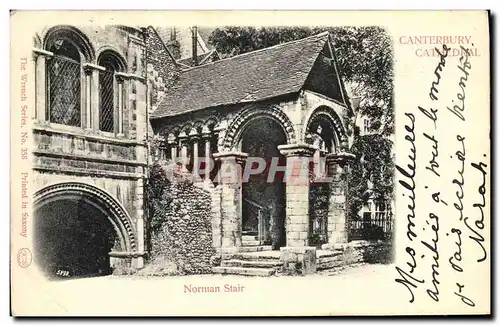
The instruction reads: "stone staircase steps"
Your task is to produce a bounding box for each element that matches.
[241,240,261,246]
[238,245,273,253]
[317,249,344,271]
[221,259,283,269]
[215,249,282,276]
[229,252,281,261]
[242,235,258,242]
[213,266,276,276]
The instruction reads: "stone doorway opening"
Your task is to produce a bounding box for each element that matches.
[240,118,287,250]
[34,196,119,280]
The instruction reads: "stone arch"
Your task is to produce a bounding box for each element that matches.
[303,105,347,151]
[33,182,136,251]
[97,48,127,72]
[193,120,205,133]
[180,121,193,135]
[43,25,95,62]
[222,105,296,151]
[204,116,219,131]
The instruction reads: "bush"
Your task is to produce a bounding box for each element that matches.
[142,162,215,275]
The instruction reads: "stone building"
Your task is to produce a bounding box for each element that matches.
[154,26,220,68]
[149,32,357,275]
[31,24,362,278]
[31,25,149,277]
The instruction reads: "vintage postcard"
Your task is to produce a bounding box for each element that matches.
[10,10,490,316]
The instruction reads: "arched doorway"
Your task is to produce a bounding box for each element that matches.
[239,118,287,250]
[33,183,135,280]
[304,106,345,247]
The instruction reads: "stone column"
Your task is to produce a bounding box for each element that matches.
[82,65,94,130]
[278,144,316,247]
[178,133,189,172]
[169,139,178,161]
[191,135,200,177]
[115,74,125,136]
[134,177,145,269]
[82,63,106,132]
[325,152,356,247]
[32,48,53,122]
[203,133,212,183]
[212,151,248,253]
[167,134,177,161]
[277,144,318,275]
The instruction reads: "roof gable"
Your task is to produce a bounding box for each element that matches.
[151,32,337,120]
[304,48,345,104]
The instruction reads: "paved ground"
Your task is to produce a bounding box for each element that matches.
[17,263,406,316]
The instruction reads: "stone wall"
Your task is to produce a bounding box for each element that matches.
[317,240,393,271]
[144,162,215,275]
[144,26,181,111]
[32,25,149,269]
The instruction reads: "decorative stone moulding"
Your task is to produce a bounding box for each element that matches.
[223,105,296,151]
[212,151,248,165]
[278,144,317,157]
[305,105,347,142]
[325,152,357,166]
[34,182,137,251]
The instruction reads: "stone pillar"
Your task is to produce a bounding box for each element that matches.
[178,133,189,172]
[203,133,212,183]
[156,140,167,161]
[325,152,356,247]
[212,151,248,253]
[191,136,200,177]
[32,48,53,122]
[116,74,125,136]
[82,63,106,132]
[277,144,318,275]
[82,65,94,130]
[278,144,316,247]
[168,135,177,161]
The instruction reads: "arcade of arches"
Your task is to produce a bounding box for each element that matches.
[152,102,355,256]
[29,26,359,277]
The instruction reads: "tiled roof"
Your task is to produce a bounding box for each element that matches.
[151,32,330,119]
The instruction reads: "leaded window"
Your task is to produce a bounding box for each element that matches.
[47,39,82,126]
[98,65,115,132]
[98,52,123,133]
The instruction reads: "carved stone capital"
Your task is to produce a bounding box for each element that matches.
[32,48,53,61]
[278,144,316,158]
[325,152,356,167]
[115,72,127,83]
[178,133,189,147]
[167,135,178,145]
[212,151,248,165]
[83,63,106,75]
[202,132,213,141]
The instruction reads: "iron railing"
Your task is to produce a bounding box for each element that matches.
[309,183,329,247]
[99,69,115,132]
[48,55,81,126]
[349,209,393,241]
[243,198,269,245]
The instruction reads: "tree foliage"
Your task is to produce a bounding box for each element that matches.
[347,134,394,219]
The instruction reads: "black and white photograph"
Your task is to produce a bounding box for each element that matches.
[9,10,490,316]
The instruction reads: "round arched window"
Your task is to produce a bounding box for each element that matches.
[47,38,82,126]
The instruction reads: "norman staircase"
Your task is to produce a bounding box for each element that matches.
[213,235,282,276]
